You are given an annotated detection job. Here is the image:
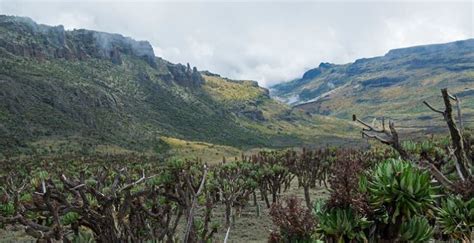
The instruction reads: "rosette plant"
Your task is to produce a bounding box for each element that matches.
[313,200,372,243]
[436,196,474,241]
[399,216,434,242]
[364,159,438,240]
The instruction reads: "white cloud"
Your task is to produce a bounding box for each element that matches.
[0,1,472,87]
[55,12,96,30]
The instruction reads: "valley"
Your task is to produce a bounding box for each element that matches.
[0,15,357,159]
[0,13,472,243]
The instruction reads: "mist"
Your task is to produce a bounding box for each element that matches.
[0,0,472,87]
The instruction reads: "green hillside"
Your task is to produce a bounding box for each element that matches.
[0,15,355,157]
[271,40,474,133]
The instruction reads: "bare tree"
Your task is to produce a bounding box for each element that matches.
[423,88,471,180]
[353,88,472,193]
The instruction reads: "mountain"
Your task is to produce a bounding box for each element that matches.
[0,15,354,157]
[271,39,474,132]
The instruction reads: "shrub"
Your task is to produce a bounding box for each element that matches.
[364,159,437,239]
[269,196,316,242]
[399,216,433,242]
[327,150,369,214]
[313,200,372,242]
[436,196,474,241]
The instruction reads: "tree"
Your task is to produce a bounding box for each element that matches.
[285,148,331,209]
[210,161,257,227]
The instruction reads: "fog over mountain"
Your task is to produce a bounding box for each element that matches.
[0,0,472,87]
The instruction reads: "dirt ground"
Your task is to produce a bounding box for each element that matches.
[209,180,328,242]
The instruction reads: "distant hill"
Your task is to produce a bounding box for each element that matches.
[0,15,354,157]
[271,39,474,133]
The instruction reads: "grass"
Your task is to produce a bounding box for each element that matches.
[161,137,243,164]
[202,75,264,103]
[202,74,359,147]
[271,40,474,136]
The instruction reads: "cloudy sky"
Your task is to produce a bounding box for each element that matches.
[0,0,473,87]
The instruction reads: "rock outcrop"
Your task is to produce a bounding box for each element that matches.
[167,63,204,87]
[0,15,156,67]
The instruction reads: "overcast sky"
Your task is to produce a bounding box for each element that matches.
[0,1,473,87]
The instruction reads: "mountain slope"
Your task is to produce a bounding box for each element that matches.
[0,15,355,156]
[201,73,356,146]
[271,39,474,131]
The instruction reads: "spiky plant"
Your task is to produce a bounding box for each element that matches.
[313,200,372,242]
[436,196,474,241]
[365,159,438,239]
[71,230,95,243]
[399,216,433,242]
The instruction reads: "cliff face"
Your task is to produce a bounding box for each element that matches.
[0,15,156,66]
[168,63,204,87]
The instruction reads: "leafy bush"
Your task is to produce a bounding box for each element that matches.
[366,159,436,219]
[61,212,80,225]
[0,202,15,218]
[313,200,371,242]
[436,196,474,241]
[399,216,433,242]
[364,159,437,239]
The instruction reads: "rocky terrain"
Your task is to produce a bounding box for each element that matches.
[271,39,474,133]
[0,15,354,157]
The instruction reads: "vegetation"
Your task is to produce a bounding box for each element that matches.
[1,116,472,242]
[272,39,474,132]
[0,15,473,243]
[0,15,357,158]
[268,196,315,243]
[436,196,474,241]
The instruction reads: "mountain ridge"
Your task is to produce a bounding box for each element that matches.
[271,39,474,132]
[0,15,356,157]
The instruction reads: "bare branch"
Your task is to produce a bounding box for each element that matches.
[423,101,444,115]
[224,226,231,243]
[362,131,391,145]
[119,170,157,193]
[422,161,455,191]
[183,164,208,243]
[34,180,47,196]
[454,95,464,131]
[352,114,384,133]
[354,115,410,160]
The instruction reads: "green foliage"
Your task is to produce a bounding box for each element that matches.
[71,230,95,243]
[0,202,15,217]
[194,219,219,243]
[61,212,80,225]
[313,200,371,242]
[271,38,474,130]
[402,140,449,159]
[436,196,474,241]
[210,161,258,190]
[399,216,433,242]
[366,159,437,222]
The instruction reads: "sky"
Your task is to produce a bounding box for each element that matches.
[0,1,473,87]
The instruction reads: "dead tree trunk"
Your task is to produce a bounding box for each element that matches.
[424,88,471,180]
[353,88,472,193]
